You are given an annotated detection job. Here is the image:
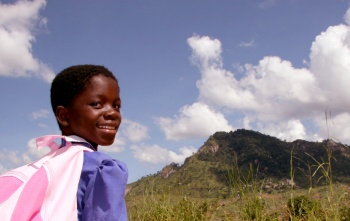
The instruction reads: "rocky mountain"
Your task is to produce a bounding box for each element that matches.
[127,129,350,198]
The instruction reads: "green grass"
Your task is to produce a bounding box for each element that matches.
[126,180,350,220]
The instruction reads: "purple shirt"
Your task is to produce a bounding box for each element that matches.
[77,151,128,221]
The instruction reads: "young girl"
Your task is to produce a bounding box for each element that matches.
[0,65,128,220]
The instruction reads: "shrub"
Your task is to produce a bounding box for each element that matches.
[340,206,350,221]
[241,196,266,220]
[287,195,318,218]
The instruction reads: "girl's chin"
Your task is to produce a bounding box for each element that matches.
[98,136,117,146]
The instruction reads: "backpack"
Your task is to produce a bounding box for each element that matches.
[0,135,93,221]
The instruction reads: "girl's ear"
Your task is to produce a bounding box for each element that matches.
[55,106,69,127]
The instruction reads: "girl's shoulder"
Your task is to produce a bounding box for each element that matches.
[81,151,128,176]
[83,150,114,162]
[77,152,128,220]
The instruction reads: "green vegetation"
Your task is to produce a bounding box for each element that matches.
[126,129,350,220]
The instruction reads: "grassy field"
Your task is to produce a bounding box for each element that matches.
[126,182,350,220]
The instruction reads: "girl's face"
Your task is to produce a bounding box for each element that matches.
[64,75,121,149]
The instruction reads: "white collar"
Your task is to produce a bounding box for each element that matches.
[64,135,96,151]
[65,135,88,143]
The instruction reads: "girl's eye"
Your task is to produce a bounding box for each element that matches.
[113,104,121,110]
[90,102,102,108]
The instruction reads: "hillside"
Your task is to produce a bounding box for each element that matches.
[127,129,350,198]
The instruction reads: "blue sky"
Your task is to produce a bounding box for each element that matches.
[1,0,350,183]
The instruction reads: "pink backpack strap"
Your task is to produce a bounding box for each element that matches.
[0,135,63,205]
[36,135,72,151]
[0,135,93,221]
[0,177,22,204]
[11,168,48,221]
[41,144,93,220]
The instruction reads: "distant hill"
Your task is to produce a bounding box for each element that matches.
[127,129,350,198]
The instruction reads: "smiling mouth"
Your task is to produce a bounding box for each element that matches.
[97,125,117,130]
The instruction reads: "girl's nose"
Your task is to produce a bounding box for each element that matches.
[104,106,119,120]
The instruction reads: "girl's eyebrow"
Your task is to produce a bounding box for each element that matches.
[88,94,121,102]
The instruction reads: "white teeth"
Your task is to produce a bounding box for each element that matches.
[98,125,116,130]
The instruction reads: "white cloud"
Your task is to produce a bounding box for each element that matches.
[257,119,307,142]
[169,146,197,164]
[156,102,234,141]
[313,112,350,143]
[0,164,7,174]
[259,0,278,9]
[122,119,149,143]
[157,8,350,144]
[309,22,350,110]
[38,123,48,128]
[0,150,22,165]
[26,137,50,159]
[242,56,326,120]
[239,39,256,48]
[0,0,54,82]
[188,35,222,68]
[32,108,50,119]
[344,8,350,25]
[0,137,50,173]
[130,144,197,164]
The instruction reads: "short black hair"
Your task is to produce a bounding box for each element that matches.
[50,64,118,113]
